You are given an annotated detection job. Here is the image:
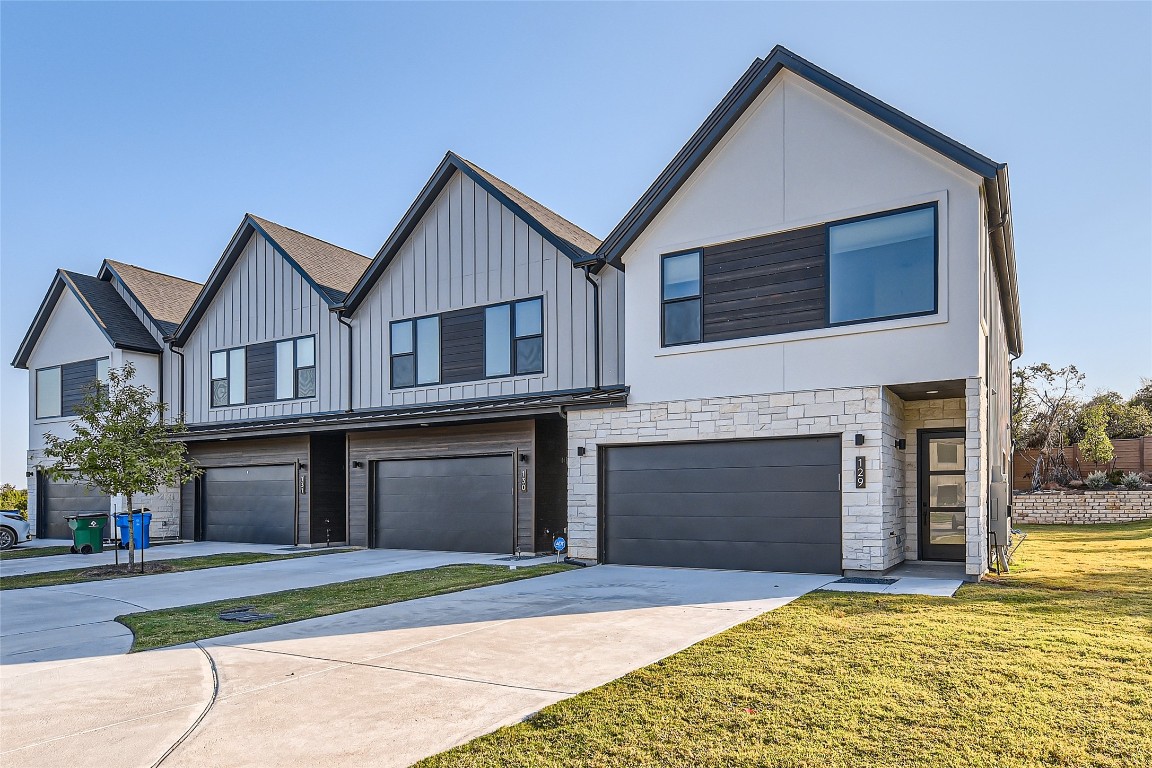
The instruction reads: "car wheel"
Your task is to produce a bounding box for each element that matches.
[0,527,15,550]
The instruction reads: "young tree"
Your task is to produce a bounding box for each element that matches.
[40,363,201,570]
[1012,363,1085,489]
[1078,403,1115,471]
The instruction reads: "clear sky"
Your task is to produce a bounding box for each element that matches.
[2,1,1150,486]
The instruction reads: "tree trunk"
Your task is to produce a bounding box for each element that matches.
[127,494,135,568]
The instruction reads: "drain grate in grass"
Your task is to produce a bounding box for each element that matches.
[120,563,574,651]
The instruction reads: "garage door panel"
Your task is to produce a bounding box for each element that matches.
[609,515,841,545]
[604,437,841,574]
[609,537,841,573]
[607,437,840,471]
[203,465,295,545]
[608,465,839,495]
[41,477,110,540]
[373,455,513,553]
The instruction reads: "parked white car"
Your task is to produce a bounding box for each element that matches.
[0,512,31,550]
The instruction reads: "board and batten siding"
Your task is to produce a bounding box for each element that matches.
[181,232,348,424]
[109,279,181,413]
[351,171,622,408]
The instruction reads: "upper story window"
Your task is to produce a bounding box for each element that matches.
[276,336,316,400]
[210,347,245,407]
[827,204,937,325]
[391,316,440,389]
[661,250,702,346]
[36,358,108,419]
[485,298,544,377]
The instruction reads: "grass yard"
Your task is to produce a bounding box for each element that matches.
[419,522,1152,768]
[120,563,573,651]
[0,545,73,560]
[0,548,353,590]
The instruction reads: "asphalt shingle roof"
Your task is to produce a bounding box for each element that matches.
[61,271,164,354]
[248,215,372,303]
[105,260,202,336]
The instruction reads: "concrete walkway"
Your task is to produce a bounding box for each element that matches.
[0,541,301,577]
[0,549,535,665]
[0,565,836,768]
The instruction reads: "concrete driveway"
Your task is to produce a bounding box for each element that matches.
[0,548,538,664]
[0,565,834,768]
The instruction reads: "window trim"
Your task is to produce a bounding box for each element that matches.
[483,296,545,379]
[274,335,317,402]
[824,202,939,328]
[209,346,246,408]
[389,314,441,390]
[660,248,704,348]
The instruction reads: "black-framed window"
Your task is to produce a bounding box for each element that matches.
[275,336,316,400]
[36,358,108,419]
[210,347,246,407]
[484,297,543,377]
[390,315,440,388]
[661,250,702,346]
[827,203,937,326]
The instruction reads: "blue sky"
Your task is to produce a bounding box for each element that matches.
[2,2,1150,486]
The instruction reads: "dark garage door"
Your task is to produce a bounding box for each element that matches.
[202,465,296,545]
[40,476,110,540]
[373,455,514,553]
[603,436,841,573]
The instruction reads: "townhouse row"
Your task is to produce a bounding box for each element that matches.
[14,46,1021,579]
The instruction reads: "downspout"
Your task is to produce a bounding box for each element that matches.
[334,310,354,413]
[168,342,186,420]
[581,265,601,390]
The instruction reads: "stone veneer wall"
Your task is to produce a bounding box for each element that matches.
[566,386,907,573]
[1013,491,1152,524]
[26,450,181,539]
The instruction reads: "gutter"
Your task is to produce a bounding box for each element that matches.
[168,342,186,420]
[984,168,1023,357]
[333,309,355,413]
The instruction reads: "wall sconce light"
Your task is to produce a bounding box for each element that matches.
[854,434,865,446]
[25,471,34,478]
[351,461,364,470]
[577,446,587,457]
[895,438,907,450]
[519,453,530,464]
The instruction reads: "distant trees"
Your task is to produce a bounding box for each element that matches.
[0,485,28,517]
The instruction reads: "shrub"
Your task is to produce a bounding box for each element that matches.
[1121,472,1143,490]
[1107,468,1126,485]
[1078,405,1115,468]
[1086,471,1108,489]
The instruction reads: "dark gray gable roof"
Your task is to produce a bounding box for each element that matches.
[98,260,202,337]
[172,214,370,345]
[341,152,602,314]
[592,45,1022,356]
[12,270,164,368]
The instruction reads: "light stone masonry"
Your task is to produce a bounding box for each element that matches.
[1013,491,1152,524]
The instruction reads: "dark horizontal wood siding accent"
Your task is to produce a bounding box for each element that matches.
[184,436,308,541]
[440,306,487,384]
[245,341,277,404]
[701,224,826,343]
[61,359,100,416]
[347,420,536,549]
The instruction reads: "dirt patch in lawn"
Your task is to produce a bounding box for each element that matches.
[77,562,177,579]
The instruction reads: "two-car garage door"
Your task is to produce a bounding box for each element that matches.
[602,436,842,574]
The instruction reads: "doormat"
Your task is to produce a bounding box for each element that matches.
[834,577,898,585]
[218,606,277,623]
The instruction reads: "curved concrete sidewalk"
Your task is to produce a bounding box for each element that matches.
[1,565,835,768]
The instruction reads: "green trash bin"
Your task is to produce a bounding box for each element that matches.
[66,513,108,555]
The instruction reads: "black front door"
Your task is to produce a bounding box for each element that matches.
[918,430,966,562]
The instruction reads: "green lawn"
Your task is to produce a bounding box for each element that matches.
[419,522,1152,768]
[120,563,573,651]
[0,545,73,560]
[0,548,353,590]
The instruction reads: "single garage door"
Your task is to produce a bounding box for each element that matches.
[603,436,841,573]
[202,465,296,545]
[373,455,514,553]
[40,475,110,540]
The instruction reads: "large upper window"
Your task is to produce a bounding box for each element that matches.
[485,298,544,377]
[661,251,702,346]
[36,358,109,419]
[827,204,937,325]
[275,336,316,400]
[391,316,440,388]
[210,347,246,407]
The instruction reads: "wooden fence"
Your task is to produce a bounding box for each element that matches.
[1013,436,1152,491]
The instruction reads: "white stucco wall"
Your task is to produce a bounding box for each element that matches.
[619,72,985,404]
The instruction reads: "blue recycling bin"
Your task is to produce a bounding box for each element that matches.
[114,511,152,549]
